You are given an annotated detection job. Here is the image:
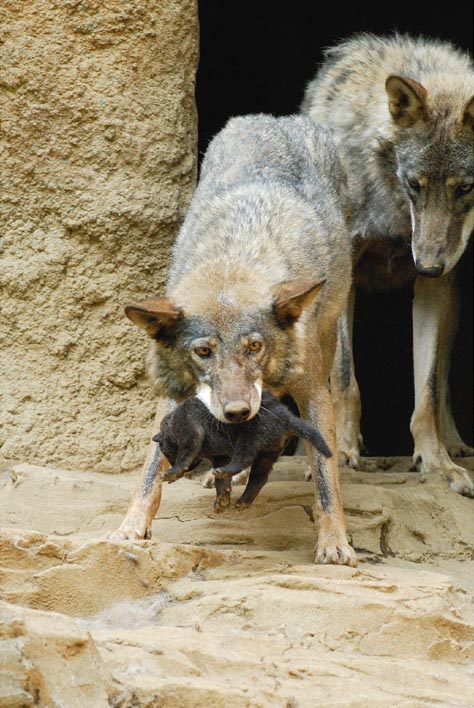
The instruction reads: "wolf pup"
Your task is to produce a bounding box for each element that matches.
[302,33,474,496]
[152,390,332,512]
[112,114,356,566]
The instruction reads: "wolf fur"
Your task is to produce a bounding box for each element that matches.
[113,114,356,565]
[153,390,332,512]
[302,33,474,496]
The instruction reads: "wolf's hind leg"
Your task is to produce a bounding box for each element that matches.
[441,382,474,458]
[436,272,473,457]
[411,272,474,497]
[331,286,363,468]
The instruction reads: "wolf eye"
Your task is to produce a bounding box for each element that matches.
[194,345,211,358]
[455,182,474,198]
[407,178,421,193]
[248,340,263,353]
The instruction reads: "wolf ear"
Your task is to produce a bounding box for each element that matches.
[385,75,429,127]
[125,298,184,340]
[462,96,474,131]
[272,278,326,326]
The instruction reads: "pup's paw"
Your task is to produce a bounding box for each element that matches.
[214,474,232,513]
[214,489,231,513]
[163,472,178,483]
[202,469,248,488]
[232,468,250,486]
[234,498,251,509]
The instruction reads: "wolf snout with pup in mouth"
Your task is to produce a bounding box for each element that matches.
[111,113,357,566]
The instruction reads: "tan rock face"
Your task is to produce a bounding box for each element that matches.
[0,0,198,472]
[0,458,473,707]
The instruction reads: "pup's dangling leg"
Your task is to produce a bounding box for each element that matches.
[214,472,232,513]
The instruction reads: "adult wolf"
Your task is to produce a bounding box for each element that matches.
[111,114,357,565]
[302,33,474,496]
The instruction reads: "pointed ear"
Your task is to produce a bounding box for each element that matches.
[462,96,474,131]
[272,278,326,326]
[385,75,429,127]
[125,298,184,340]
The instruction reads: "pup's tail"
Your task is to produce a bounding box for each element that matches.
[290,419,332,458]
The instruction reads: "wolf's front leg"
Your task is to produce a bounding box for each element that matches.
[109,398,176,540]
[331,286,363,468]
[298,384,357,567]
[411,272,474,497]
[438,282,474,460]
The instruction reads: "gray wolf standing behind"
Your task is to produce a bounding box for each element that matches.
[302,33,474,496]
[111,114,357,566]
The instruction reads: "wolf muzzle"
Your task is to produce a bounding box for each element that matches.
[415,260,445,278]
[223,400,251,423]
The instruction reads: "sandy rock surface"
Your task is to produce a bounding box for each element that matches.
[1,456,473,707]
[0,0,198,473]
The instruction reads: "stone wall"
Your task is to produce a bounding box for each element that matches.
[0,0,199,472]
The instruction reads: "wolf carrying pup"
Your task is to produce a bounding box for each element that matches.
[153,390,332,512]
[302,33,474,496]
[112,114,357,566]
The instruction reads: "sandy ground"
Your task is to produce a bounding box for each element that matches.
[1,456,473,707]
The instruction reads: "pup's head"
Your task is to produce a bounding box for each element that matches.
[125,277,324,423]
[385,75,474,275]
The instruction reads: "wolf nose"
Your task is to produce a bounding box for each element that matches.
[415,260,445,278]
[223,401,251,423]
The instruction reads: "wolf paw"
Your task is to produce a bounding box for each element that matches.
[447,442,474,459]
[413,453,474,498]
[448,468,474,498]
[108,522,152,542]
[201,470,215,488]
[338,449,360,469]
[315,542,357,567]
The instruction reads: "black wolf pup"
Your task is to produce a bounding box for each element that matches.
[153,391,332,512]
